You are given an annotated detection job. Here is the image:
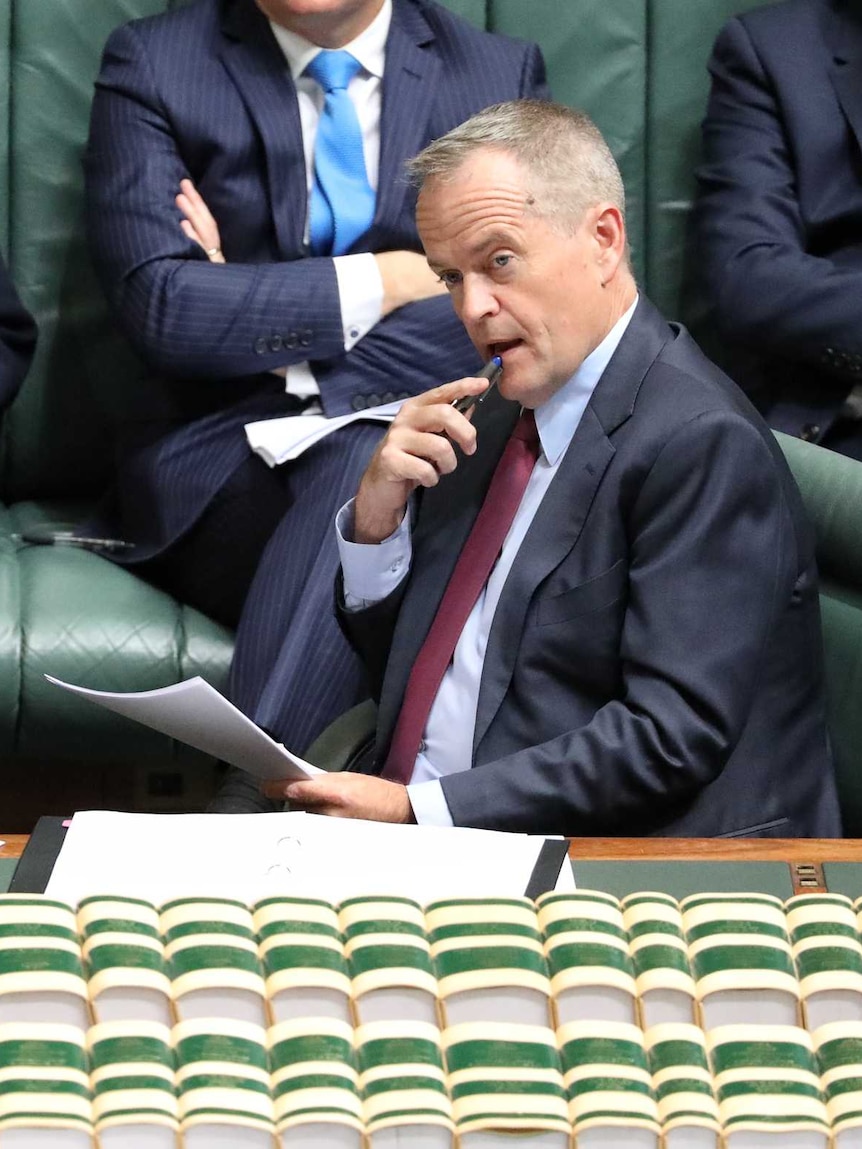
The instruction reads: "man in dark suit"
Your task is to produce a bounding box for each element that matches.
[690,0,862,457]
[0,254,37,411]
[83,0,547,784]
[270,100,841,837]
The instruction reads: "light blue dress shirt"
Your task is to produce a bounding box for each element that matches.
[337,299,638,824]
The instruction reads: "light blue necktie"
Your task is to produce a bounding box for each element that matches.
[305,50,376,256]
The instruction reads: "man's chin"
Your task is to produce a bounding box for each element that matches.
[497,374,531,406]
[495,355,535,402]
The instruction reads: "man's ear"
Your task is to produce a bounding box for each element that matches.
[593,203,627,281]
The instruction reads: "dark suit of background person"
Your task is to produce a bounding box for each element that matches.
[341,297,841,838]
[83,0,548,796]
[0,254,36,412]
[690,0,862,458]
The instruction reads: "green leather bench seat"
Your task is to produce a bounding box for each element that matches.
[5,501,232,763]
[775,434,862,837]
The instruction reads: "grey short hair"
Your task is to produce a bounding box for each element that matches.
[407,99,625,234]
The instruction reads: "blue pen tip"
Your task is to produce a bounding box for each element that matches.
[493,355,502,367]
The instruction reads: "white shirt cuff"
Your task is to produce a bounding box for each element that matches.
[407,780,455,827]
[334,252,383,350]
[336,497,411,610]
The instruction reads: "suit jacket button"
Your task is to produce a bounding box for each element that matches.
[254,337,267,354]
[397,391,410,400]
[300,329,312,348]
[351,395,367,411]
[800,423,821,441]
[285,332,299,349]
[382,391,396,404]
[268,334,283,352]
[367,393,382,408]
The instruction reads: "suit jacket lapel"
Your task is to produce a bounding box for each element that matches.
[823,0,862,155]
[371,0,439,238]
[471,407,616,750]
[220,0,307,257]
[473,298,672,749]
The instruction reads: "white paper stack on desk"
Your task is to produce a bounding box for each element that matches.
[42,675,572,904]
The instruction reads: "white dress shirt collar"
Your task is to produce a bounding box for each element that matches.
[268,0,392,81]
[536,295,639,466]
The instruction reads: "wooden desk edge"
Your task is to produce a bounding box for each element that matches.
[567,837,862,863]
[2,834,861,864]
[0,835,28,860]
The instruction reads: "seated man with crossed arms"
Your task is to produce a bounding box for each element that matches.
[265,100,841,838]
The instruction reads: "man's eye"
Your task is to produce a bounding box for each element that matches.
[437,272,461,288]
[493,254,512,269]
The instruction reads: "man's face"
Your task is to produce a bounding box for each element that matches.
[417,149,621,408]
[255,0,385,46]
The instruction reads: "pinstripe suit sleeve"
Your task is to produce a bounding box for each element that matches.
[85,22,347,380]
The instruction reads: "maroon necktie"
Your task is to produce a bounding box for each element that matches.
[382,409,541,784]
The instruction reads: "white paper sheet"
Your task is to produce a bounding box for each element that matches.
[45,675,320,782]
[245,399,404,467]
[45,810,573,905]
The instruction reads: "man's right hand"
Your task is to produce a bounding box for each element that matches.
[353,376,491,544]
[375,250,448,316]
[176,178,225,263]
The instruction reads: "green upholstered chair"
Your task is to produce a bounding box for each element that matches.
[775,434,862,837]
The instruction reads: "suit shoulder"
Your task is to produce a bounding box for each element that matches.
[718,0,822,46]
[643,325,771,431]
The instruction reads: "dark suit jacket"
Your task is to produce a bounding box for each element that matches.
[84,0,547,558]
[0,254,36,412]
[341,299,842,839]
[690,0,862,444]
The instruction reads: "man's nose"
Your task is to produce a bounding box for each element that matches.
[459,276,500,324]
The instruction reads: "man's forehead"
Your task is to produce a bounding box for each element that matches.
[417,196,536,273]
[418,155,533,221]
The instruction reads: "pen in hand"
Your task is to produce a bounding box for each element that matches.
[450,356,503,414]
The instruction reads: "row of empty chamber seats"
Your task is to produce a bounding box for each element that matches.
[1,889,862,1146]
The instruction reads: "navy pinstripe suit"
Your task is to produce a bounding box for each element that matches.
[84,0,547,806]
